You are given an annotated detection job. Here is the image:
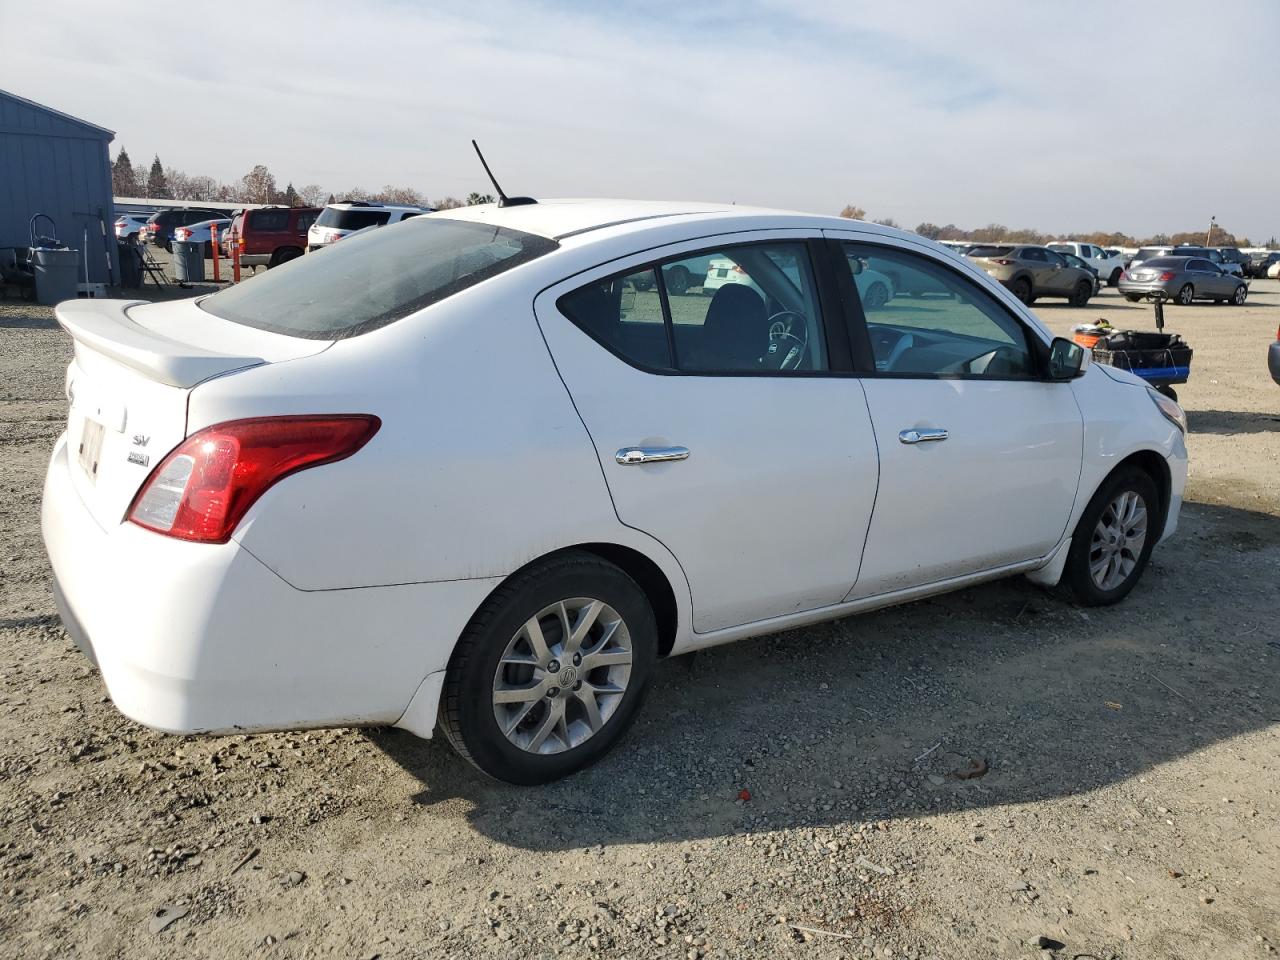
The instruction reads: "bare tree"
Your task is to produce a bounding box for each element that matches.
[240,165,278,204]
[374,185,426,205]
[433,196,465,210]
[298,183,326,207]
[838,204,866,220]
[872,217,899,228]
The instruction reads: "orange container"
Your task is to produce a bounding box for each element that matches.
[1073,332,1101,349]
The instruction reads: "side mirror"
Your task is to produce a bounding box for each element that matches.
[847,257,864,276]
[1048,336,1089,380]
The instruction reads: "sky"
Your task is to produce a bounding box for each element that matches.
[4,0,1279,239]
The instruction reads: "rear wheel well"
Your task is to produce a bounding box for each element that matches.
[571,543,679,657]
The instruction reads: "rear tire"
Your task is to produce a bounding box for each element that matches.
[268,247,302,268]
[1124,294,1142,303]
[1011,277,1033,304]
[1064,467,1159,607]
[1107,268,1122,287]
[1176,283,1194,305]
[1069,281,1092,307]
[439,552,658,784]
[863,282,890,309]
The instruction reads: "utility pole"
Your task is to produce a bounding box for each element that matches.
[1205,215,1216,248]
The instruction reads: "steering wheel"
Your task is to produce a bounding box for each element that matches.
[766,310,808,370]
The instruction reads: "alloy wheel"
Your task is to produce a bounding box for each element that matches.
[1177,284,1194,305]
[492,598,633,755]
[1088,490,1148,591]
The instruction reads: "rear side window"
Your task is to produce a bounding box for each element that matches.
[199,219,557,339]
[247,209,290,231]
[1021,247,1047,262]
[559,242,827,374]
[317,208,392,230]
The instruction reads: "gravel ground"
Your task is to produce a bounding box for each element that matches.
[0,274,1277,960]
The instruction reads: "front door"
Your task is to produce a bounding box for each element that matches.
[827,231,1084,597]
[535,233,880,633]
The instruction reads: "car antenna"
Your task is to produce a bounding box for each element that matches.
[472,140,537,207]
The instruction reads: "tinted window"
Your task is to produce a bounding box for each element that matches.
[295,212,319,232]
[560,269,673,371]
[1045,251,1068,268]
[247,209,290,231]
[317,207,393,230]
[1190,259,1216,272]
[967,245,1013,258]
[1135,247,1169,261]
[200,219,557,339]
[1021,247,1048,262]
[558,242,827,374]
[843,243,1034,379]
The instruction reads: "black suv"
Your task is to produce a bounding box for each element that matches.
[140,208,227,251]
[1216,247,1252,276]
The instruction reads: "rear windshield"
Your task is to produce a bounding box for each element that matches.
[198,218,557,339]
[967,245,1013,257]
[1046,244,1071,252]
[1134,248,1169,260]
[317,207,392,230]
[1137,257,1187,268]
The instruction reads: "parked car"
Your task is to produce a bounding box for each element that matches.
[42,200,1186,784]
[1047,242,1126,287]
[1119,256,1248,305]
[967,244,1096,306]
[1248,251,1280,278]
[1059,251,1101,296]
[223,206,321,269]
[1216,247,1251,276]
[629,254,718,295]
[1269,323,1280,386]
[1269,260,1280,279]
[306,201,431,253]
[1174,245,1239,275]
[139,208,228,251]
[114,214,150,241]
[172,219,232,259]
[702,251,899,308]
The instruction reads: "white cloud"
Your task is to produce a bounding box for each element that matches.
[6,0,1278,237]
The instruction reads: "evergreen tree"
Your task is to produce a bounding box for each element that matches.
[111,147,140,196]
[146,155,171,199]
[283,182,299,207]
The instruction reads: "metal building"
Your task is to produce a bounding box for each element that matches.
[0,89,117,286]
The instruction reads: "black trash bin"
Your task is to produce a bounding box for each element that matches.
[117,240,142,289]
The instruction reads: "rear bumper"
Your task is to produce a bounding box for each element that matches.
[42,433,498,737]
[1118,279,1177,298]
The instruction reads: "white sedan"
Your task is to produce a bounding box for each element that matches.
[43,200,1187,784]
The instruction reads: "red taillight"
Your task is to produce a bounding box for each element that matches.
[127,415,381,543]
[992,258,1015,266]
[1159,271,1176,281]
[731,264,747,274]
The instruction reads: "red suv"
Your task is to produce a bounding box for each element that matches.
[224,206,321,269]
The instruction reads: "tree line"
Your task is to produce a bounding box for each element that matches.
[839,204,1275,250]
[111,148,493,210]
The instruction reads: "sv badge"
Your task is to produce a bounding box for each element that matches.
[132,434,150,448]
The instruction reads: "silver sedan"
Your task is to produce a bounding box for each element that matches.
[1120,256,1248,306]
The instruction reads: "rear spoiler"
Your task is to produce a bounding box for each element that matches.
[55,299,264,389]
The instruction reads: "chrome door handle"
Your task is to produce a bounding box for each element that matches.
[898,428,949,444]
[615,446,690,465]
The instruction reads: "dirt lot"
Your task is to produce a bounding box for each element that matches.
[0,271,1277,960]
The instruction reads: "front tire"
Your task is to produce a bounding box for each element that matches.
[1232,285,1247,305]
[439,552,658,784]
[1108,268,1122,287]
[665,266,691,296]
[1063,467,1159,607]
[1069,280,1092,307]
[863,282,889,309]
[1176,283,1195,305]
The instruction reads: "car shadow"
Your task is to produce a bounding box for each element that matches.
[1188,409,1280,435]
[369,500,1279,852]
[0,311,58,330]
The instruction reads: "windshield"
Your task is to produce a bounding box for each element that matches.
[317,207,392,230]
[199,218,557,339]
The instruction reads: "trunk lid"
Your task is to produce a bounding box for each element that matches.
[56,297,330,529]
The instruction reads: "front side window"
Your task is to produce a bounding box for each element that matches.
[1045,251,1068,268]
[199,218,557,339]
[843,242,1035,379]
[559,242,827,374]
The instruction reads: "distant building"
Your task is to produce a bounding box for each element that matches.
[0,89,117,285]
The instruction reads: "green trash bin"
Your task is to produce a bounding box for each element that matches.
[32,247,80,305]
[172,240,205,283]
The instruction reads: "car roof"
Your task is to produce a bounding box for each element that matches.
[424,198,845,242]
[327,201,429,212]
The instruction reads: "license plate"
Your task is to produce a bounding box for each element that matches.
[78,420,106,482]
[716,268,729,278]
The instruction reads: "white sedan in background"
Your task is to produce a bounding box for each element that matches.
[172,218,232,258]
[43,200,1186,784]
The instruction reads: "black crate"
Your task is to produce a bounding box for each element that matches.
[1092,331,1192,384]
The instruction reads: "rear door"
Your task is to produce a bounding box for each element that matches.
[824,230,1083,596]
[535,232,880,634]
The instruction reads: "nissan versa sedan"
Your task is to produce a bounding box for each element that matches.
[1119,255,1248,305]
[42,200,1187,784]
